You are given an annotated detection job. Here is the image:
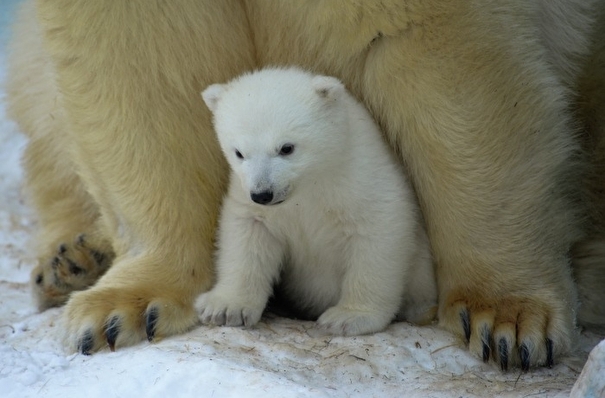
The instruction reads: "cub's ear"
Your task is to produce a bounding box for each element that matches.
[201,84,226,112]
[312,76,345,101]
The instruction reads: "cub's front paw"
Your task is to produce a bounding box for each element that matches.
[32,234,114,310]
[440,288,575,371]
[315,306,392,336]
[196,292,264,327]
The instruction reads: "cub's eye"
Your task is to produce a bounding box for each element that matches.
[279,144,295,156]
[235,149,244,159]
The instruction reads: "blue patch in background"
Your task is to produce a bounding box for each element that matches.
[0,0,21,49]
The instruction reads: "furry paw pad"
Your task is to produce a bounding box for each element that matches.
[196,292,264,327]
[31,234,114,311]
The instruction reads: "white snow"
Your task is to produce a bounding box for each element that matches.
[0,2,603,397]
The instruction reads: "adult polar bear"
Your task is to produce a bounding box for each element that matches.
[7,0,605,369]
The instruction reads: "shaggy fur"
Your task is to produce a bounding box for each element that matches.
[197,67,436,336]
[6,0,605,369]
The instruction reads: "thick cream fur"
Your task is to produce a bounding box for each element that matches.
[6,0,605,363]
[8,0,256,351]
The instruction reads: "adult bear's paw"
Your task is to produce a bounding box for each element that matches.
[439,288,575,371]
[63,288,198,354]
[32,234,114,311]
[61,258,201,354]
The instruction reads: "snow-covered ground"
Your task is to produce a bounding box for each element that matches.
[0,2,603,397]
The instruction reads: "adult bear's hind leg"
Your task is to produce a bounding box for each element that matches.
[7,0,113,310]
[23,135,114,311]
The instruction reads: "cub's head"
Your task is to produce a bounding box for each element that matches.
[202,68,348,206]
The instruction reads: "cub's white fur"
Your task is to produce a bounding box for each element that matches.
[197,67,436,335]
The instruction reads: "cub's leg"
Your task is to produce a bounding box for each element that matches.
[196,198,284,327]
[316,226,410,336]
[397,226,438,326]
[35,0,256,353]
[6,0,112,310]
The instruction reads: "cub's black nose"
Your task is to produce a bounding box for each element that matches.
[251,190,274,205]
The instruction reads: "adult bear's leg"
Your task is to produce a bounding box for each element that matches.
[362,7,587,371]
[36,0,255,353]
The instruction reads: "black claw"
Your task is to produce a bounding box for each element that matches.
[498,338,508,371]
[105,316,120,352]
[460,309,471,342]
[519,344,530,372]
[51,257,60,268]
[146,307,159,342]
[77,330,94,355]
[58,244,67,254]
[35,273,43,285]
[546,338,554,368]
[481,326,491,363]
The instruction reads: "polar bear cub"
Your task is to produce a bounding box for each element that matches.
[197,67,436,336]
